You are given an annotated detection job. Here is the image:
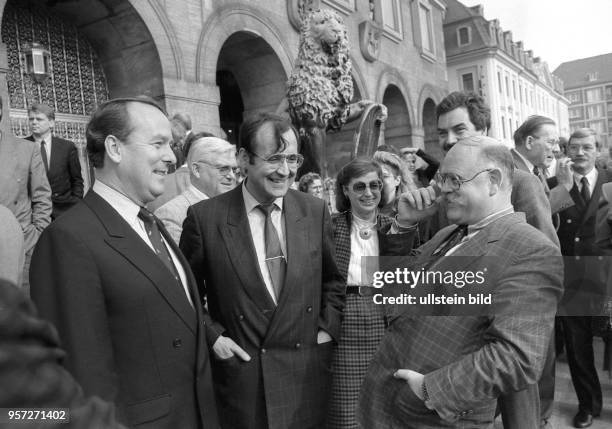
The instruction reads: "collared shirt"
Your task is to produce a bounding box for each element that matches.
[37,135,52,165]
[242,182,286,304]
[573,168,598,197]
[187,184,208,201]
[93,180,193,307]
[347,213,380,286]
[445,206,514,256]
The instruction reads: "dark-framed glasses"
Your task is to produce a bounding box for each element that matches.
[351,180,383,194]
[435,168,494,191]
[250,152,304,167]
[197,161,240,176]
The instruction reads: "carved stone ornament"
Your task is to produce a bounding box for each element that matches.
[359,20,382,62]
[288,0,322,31]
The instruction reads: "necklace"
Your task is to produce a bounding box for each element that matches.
[352,212,377,241]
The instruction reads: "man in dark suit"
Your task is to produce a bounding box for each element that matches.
[30,97,219,429]
[552,128,612,428]
[26,103,83,219]
[358,137,563,428]
[180,112,345,429]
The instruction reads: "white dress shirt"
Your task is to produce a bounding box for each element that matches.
[93,180,193,307]
[242,183,286,304]
[347,214,380,286]
[37,135,52,165]
[573,168,598,197]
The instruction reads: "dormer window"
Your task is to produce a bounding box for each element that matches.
[457,26,471,46]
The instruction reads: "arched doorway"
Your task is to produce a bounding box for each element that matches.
[216,31,287,144]
[382,84,411,149]
[422,97,441,159]
[1,0,165,186]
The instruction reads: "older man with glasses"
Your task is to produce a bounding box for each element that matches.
[155,136,238,244]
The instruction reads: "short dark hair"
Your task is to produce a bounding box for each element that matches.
[513,115,555,147]
[28,103,55,121]
[436,91,490,132]
[238,112,299,160]
[335,158,386,212]
[183,131,216,159]
[568,128,600,149]
[86,96,165,168]
[298,172,322,193]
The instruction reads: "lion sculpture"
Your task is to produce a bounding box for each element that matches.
[287,8,353,133]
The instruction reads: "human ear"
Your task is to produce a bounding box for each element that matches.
[105,135,122,163]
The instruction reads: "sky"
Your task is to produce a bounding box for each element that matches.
[460,0,612,71]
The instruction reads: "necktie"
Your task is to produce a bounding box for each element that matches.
[257,204,286,300]
[532,166,540,177]
[138,207,179,279]
[424,224,469,270]
[40,140,49,173]
[533,165,546,185]
[580,177,591,203]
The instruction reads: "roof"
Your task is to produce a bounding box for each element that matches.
[554,53,612,89]
[445,0,477,23]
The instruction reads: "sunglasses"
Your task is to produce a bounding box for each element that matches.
[350,180,383,194]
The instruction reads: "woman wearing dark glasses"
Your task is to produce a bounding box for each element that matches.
[327,158,415,428]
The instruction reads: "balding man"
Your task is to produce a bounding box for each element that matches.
[155,136,238,243]
[358,136,563,429]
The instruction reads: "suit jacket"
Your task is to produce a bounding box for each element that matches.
[358,212,563,428]
[0,132,51,252]
[155,185,207,244]
[0,278,126,429]
[147,166,190,211]
[26,135,84,218]
[30,192,220,429]
[551,168,612,315]
[512,149,574,215]
[180,186,345,429]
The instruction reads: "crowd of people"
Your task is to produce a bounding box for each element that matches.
[0,90,611,429]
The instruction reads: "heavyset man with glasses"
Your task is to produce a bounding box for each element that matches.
[155,136,238,243]
[358,136,563,429]
[180,112,344,429]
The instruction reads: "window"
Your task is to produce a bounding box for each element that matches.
[497,72,502,93]
[461,73,474,92]
[587,120,605,135]
[419,2,434,53]
[586,104,604,119]
[457,26,471,46]
[585,88,603,103]
[501,116,506,138]
[519,83,523,103]
[505,76,509,96]
[512,80,516,100]
[587,72,599,82]
[566,91,581,103]
[569,107,582,119]
[379,0,403,39]
[508,118,513,137]
[606,86,612,100]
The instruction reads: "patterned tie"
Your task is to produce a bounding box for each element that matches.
[580,176,591,203]
[40,140,49,173]
[137,207,179,280]
[257,203,286,300]
[423,224,469,270]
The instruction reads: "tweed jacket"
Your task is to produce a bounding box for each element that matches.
[357,212,563,428]
[0,132,51,251]
[331,211,416,283]
[0,205,24,285]
[25,135,84,218]
[155,185,207,244]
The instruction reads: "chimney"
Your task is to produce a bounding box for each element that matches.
[469,5,484,16]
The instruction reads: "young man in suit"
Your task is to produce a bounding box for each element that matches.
[552,128,612,428]
[26,103,83,219]
[0,96,52,294]
[30,97,220,429]
[180,112,345,429]
[358,137,563,429]
[155,136,237,244]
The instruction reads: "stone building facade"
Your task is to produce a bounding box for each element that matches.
[0,0,449,177]
[443,0,569,147]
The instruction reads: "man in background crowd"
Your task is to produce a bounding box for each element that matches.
[26,103,83,219]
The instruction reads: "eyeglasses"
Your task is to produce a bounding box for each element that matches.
[435,168,494,191]
[196,161,240,176]
[250,152,304,167]
[350,180,383,194]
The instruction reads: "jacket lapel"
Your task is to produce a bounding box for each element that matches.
[580,169,608,228]
[221,188,277,315]
[49,136,60,174]
[84,192,197,334]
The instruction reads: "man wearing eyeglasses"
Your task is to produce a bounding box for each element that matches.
[155,136,237,243]
[180,112,344,429]
[358,136,563,429]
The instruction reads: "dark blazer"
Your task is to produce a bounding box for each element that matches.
[550,168,612,313]
[26,135,83,218]
[30,192,219,429]
[358,213,563,428]
[180,186,345,429]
